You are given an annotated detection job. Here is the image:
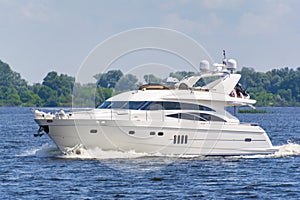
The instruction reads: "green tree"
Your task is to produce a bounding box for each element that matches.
[6,93,22,106]
[42,71,75,106]
[73,83,97,107]
[35,85,58,107]
[0,60,28,106]
[115,74,138,91]
[143,74,162,84]
[19,90,42,107]
[95,87,113,106]
[94,70,123,88]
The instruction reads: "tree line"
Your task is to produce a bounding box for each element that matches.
[0,59,299,107]
[0,59,75,107]
[238,67,300,106]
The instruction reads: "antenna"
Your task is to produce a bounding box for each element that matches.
[222,50,227,66]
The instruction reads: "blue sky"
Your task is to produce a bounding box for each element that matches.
[0,0,299,83]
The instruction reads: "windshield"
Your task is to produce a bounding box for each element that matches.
[194,74,225,87]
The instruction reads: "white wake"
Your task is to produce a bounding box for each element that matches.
[19,142,300,160]
[17,143,60,157]
[273,143,300,157]
[233,142,300,159]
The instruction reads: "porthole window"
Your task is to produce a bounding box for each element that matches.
[150,131,155,136]
[90,129,98,134]
[158,132,164,136]
[129,131,135,135]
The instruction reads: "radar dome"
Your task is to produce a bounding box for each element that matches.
[200,60,210,72]
[227,59,237,72]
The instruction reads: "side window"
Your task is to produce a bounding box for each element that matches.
[104,100,215,111]
[200,113,211,121]
[98,101,111,108]
[146,102,164,110]
[129,101,146,110]
[162,102,181,110]
[166,113,226,122]
[110,101,127,109]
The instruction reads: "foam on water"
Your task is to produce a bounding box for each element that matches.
[17,143,59,157]
[35,143,62,157]
[61,142,300,160]
[234,142,300,159]
[17,148,40,157]
[274,142,300,157]
[21,142,300,160]
[61,146,162,160]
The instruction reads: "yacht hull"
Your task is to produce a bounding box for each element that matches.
[35,118,277,156]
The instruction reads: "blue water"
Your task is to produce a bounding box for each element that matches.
[1,107,300,199]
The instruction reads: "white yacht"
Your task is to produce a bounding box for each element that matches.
[34,58,278,156]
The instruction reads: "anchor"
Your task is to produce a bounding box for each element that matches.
[34,126,45,137]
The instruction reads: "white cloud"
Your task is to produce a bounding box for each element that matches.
[162,13,205,33]
[200,0,241,9]
[20,1,50,21]
[237,1,292,36]
[161,12,223,36]
[238,13,277,35]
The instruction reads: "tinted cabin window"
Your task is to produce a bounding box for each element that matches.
[99,101,214,112]
[129,101,146,110]
[181,113,204,121]
[98,101,126,109]
[99,101,111,108]
[110,101,128,109]
[99,101,146,110]
[162,102,181,110]
[167,113,205,121]
[194,75,224,87]
[148,102,164,110]
[166,112,226,122]
[141,101,214,111]
[180,103,199,110]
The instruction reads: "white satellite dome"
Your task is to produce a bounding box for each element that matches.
[199,60,210,72]
[227,59,237,72]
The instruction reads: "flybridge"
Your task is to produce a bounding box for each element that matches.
[138,71,242,97]
[138,56,240,94]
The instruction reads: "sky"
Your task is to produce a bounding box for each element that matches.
[0,0,299,84]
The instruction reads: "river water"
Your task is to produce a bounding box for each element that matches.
[1,107,300,199]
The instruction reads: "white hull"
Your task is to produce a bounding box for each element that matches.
[35,117,276,156]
